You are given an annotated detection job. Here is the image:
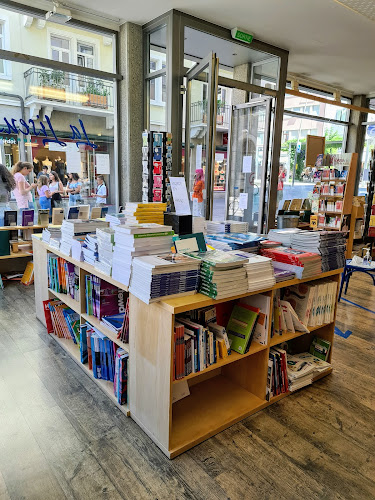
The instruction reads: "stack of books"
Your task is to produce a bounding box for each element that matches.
[111,224,174,286]
[188,250,248,299]
[60,219,108,256]
[129,253,200,304]
[82,234,98,266]
[123,202,167,225]
[273,264,295,282]
[100,313,125,334]
[42,225,61,245]
[260,246,322,279]
[230,253,276,291]
[290,230,346,272]
[95,228,115,276]
[267,228,301,247]
[206,233,264,253]
[105,213,126,228]
[287,353,318,391]
[206,220,249,234]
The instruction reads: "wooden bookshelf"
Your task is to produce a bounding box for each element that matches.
[129,268,342,458]
[33,235,343,459]
[33,235,130,417]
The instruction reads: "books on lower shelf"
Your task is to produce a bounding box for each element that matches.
[47,253,79,300]
[271,279,338,338]
[85,274,127,320]
[44,299,80,344]
[80,323,129,405]
[173,317,231,380]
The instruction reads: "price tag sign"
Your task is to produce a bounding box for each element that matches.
[239,192,248,210]
[170,177,191,215]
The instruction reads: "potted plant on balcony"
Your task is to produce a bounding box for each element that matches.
[83,81,108,109]
[38,69,66,102]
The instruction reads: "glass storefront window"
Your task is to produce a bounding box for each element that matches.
[149,75,167,131]
[0,3,118,212]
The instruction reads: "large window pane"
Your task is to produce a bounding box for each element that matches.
[0,6,115,72]
[149,76,166,131]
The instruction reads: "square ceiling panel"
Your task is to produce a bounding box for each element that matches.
[334,0,375,21]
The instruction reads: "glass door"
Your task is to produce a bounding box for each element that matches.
[226,98,272,233]
[185,52,218,219]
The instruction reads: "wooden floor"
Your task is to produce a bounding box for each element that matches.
[0,274,374,500]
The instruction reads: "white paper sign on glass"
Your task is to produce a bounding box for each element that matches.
[96,153,110,174]
[242,155,252,173]
[66,143,81,173]
[48,143,66,152]
[196,144,203,169]
[170,176,191,215]
[239,192,248,210]
[215,153,225,162]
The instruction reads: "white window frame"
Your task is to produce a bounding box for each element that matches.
[150,56,166,107]
[47,27,101,69]
[49,33,71,64]
[77,40,96,69]
[0,14,11,79]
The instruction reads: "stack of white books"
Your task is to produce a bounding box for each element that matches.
[60,219,108,257]
[267,228,301,247]
[111,223,174,286]
[206,220,249,234]
[192,216,207,234]
[82,234,98,266]
[287,352,331,391]
[228,251,276,292]
[95,228,115,276]
[129,253,200,304]
[105,213,126,228]
[42,225,61,244]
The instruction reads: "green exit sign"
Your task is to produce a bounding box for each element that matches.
[231,28,253,44]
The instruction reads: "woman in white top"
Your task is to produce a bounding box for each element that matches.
[96,175,107,206]
[49,171,64,208]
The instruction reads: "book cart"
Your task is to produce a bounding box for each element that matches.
[129,268,342,458]
[33,235,342,458]
[32,235,130,416]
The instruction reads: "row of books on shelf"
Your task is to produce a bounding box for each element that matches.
[43,298,128,406]
[47,254,79,300]
[317,214,342,229]
[267,338,331,399]
[317,199,343,213]
[313,182,345,197]
[1,208,49,228]
[85,274,127,320]
[272,281,338,337]
[314,167,348,181]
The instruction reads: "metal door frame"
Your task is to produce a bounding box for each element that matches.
[185,52,218,220]
[226,97,272,232]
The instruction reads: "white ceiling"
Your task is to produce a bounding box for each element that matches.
[14,0,375,94]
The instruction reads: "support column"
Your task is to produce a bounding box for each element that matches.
[118,22,144,204]
[346,94,367,191]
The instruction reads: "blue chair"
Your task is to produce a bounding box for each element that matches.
[338,259,375,301]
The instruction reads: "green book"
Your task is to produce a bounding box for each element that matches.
[0,230,10,256]
[226,304,260,354]
[309,337,331,361]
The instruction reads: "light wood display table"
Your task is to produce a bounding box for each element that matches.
[33,235,342,458]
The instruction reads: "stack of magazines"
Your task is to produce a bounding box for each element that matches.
[187,250,248,299]
[260,247,322,279]
[129,253,200,304]
[290,230,346,272]
[206,233,264,253]
[112,224,174,286]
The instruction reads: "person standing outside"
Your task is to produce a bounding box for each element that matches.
[36,175,52,210]
[277,163,286,209]
[49,171,64,208]
[0,164,15,204]
[192,168,205,216]
[37,165,49,179]
[11,161,36,209]
[66,173,82,206]
[96,175,107,206]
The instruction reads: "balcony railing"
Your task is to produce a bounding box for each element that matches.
[24,67,114,112]
[190,101,231,128]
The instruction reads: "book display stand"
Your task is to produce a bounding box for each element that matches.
[33,234,342,458]
[312,153,357,231]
